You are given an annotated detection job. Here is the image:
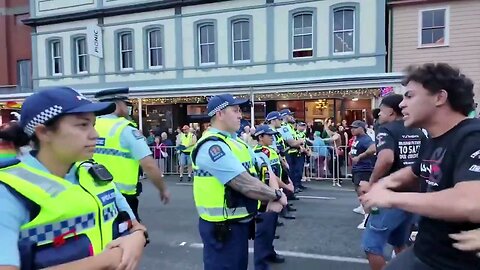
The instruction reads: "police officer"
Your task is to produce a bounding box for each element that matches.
[266,111,297,206]
[359,94,425,270]
[279,109,305,193]
[191,94,287,270]
[94,88,170,221]
[0,87,148,270]
[178,125,196,182]
[253,125,288,269]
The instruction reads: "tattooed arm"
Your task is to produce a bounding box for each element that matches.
[227,172,278,201]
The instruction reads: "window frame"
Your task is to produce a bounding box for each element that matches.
[417,6,450,48]
[74,36,88,74]
[332,7,356,55]
[197,23,216,66]
[118,31,134,71]
[146,27,164,69]
[292,12,314,58]
[231,19,251,63]
[49,39,63,76]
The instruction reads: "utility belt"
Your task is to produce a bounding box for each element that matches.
[212,216,256,243]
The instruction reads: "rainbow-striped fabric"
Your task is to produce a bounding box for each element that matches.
[0,141,16,161]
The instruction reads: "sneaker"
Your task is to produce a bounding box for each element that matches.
[332,182,336,187]
[188,176,192,182]
[357,214,368,230]
[353,205,365,215]
[335,182,342,187]
[179,176,183,182]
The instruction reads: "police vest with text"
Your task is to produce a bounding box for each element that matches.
[93,117,140,195]
[0,161,127,269]
[191,131,259,222]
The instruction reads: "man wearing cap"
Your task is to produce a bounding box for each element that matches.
[348,120,376,229]
[252,125,287,268]
[279,109,306,193]
[177,124,196,182]
[359,94,426,270]
[191,94,287,270]
[93,88,170,221]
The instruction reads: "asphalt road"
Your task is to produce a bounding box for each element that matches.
[137,177,371,270]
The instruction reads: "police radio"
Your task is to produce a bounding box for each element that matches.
[76,159,113,183]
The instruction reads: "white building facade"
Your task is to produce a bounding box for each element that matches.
[17,0,401,101]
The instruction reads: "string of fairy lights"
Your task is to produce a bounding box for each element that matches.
[132,88,381,105]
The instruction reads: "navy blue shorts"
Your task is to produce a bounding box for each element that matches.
[362,208,414,256]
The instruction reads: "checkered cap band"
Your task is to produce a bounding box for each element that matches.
[208,101,229,117]
[24,105,63,136]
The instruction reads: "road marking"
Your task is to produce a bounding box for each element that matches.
[186,243,367,264]
[176,183,193,186]
[296,195,336,200]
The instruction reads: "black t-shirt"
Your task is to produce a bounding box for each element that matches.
[412,119,480,270]
[375,120,426,175]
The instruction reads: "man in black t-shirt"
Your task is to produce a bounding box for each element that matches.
[360,94,426,270]
[360,63,480,270]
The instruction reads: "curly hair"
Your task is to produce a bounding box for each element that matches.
[402,63,475,116]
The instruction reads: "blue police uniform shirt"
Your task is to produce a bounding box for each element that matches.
[98,114,152,161]
[0,152,135,267]
[196,128,261,185]
[277,126,293,141]
[351,134,376,172]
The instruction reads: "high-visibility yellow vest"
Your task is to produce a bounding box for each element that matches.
[180,133,195,154]
[285,123,300,154]
[191,131,258,222]
[93,117,140,195]
[0,161,120,263]
[253,145,282,179]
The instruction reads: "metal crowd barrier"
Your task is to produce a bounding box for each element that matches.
[149,144,353,181]
[149,146,184,175]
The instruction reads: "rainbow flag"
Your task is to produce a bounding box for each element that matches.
[0,141,16,161]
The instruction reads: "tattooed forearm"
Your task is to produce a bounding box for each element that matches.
[228,172,277,201]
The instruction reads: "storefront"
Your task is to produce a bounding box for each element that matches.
[129,87,393,134]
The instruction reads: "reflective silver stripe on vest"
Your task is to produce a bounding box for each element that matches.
[115,182,136,193]
[94,148,133,159]
[20,213,96,244]
[196,206,250,218]
[109,120,130,137]
[2,167,66,197]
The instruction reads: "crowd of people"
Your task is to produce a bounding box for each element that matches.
[0,62,479,270]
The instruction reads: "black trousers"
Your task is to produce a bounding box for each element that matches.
[124,194,140,221]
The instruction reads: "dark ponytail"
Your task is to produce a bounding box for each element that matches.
[0,122,30,149]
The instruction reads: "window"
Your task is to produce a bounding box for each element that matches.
[232,20,250,62]
[198,24,216,65]
[292,13,313,58]
[75,37,88,73]
[50,40,62,75]
[147,29,163,68]
[119,32,133,70]
[419,8,448,46]
[333,8,355,54]
[17,60,32,90]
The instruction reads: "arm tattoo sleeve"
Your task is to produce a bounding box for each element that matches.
[227,172,277,201]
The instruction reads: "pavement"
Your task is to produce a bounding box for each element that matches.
[137,177,371,270]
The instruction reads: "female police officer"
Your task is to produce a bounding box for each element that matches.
[0,87,148,270]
